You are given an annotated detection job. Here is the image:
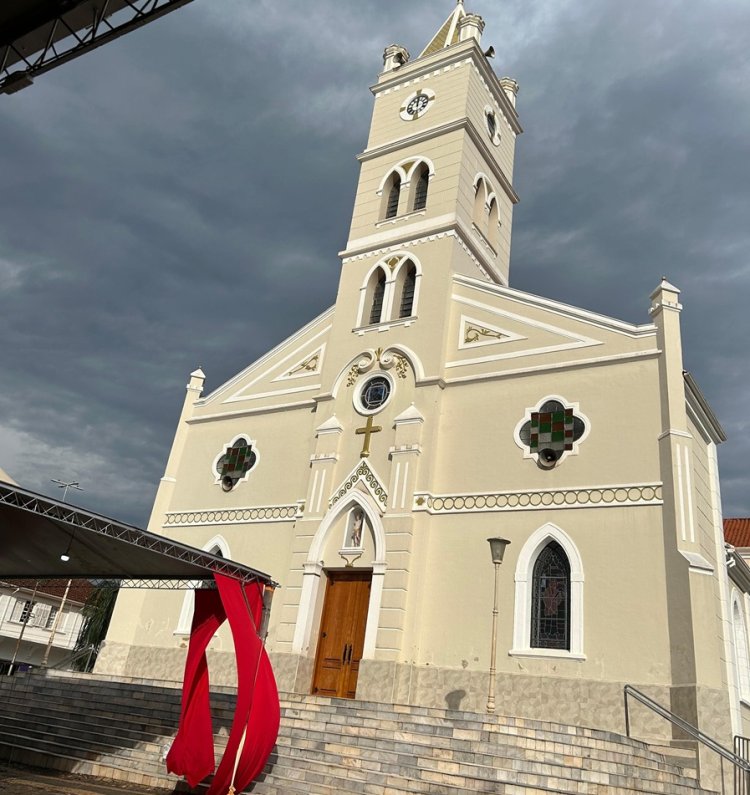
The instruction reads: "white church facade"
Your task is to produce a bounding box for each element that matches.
[98,2,747,750]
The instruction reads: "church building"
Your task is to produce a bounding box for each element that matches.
[98,1,746,752]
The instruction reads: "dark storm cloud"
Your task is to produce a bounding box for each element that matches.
[0,0,748,523]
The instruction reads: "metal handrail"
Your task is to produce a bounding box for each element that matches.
[47,644,97,672]
[624,685,750,794]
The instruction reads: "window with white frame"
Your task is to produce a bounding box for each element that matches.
[175,539,230,635]
[378,158,434,223]
[356,255,421,329]
[11,599,33,624]
[512,524,585,659]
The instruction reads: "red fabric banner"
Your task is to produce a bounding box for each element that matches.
[166,574,280,794]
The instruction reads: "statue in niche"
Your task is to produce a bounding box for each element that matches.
[347,509,364,548]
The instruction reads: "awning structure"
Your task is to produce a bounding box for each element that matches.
[0,480,276,589]
[1,0,194,95]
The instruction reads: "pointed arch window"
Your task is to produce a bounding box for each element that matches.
[531,541,570,650]
[412,165,429,212]
[175,538,230,635]
[398,262,416,318]
[369,270,386,324]
[385,174,401,219]
[487,197,500,251]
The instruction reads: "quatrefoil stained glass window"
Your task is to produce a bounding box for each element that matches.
[518,399,585,468]
[215,437,258,492]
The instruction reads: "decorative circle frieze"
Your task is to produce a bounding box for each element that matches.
[165,505,297,526]
[411,484,663,514]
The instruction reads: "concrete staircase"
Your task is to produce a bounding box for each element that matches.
[0,669,716,794]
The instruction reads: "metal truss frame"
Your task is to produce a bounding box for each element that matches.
[1,0,194,95]
[0,481,277,587]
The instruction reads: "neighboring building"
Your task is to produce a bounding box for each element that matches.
[0,579,88,673]
[0,467,88,672]
[725,519,750,563]
[98,0,743,758]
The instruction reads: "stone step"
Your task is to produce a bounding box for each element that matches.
[0,671,718,795]
[2,692,698,787]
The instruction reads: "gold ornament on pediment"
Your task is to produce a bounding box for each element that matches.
[287,352,320,376]
[346,347,409,386]
[464,324,506,344]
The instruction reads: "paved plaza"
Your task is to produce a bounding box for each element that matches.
[0,765,170,795]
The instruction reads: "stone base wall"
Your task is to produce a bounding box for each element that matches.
[95,642,732,755]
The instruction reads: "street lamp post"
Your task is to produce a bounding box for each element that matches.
[486,536,510,714]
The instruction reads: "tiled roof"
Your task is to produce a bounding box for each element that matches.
[724,518,750,548]
[1,578,93,605]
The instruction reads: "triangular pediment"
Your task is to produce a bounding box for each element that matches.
[196,308,333,409]
[458,314,526,350]
[448,295,601,369]
[272,345,325,383]
[329,459,388,513]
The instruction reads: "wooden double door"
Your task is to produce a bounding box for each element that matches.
[311,570,371,699]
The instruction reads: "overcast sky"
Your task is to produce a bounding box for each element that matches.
[0,0,748,525]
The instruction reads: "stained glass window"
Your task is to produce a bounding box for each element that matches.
[385,176,401,219]
[216,437,257,491]
[399,264,416,318]
[360,376,391,411]
[369,271,386,325]
[531,541,570,650]
[413,168,429,211]
[519,399,585,466]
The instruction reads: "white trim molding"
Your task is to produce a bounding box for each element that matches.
[511,523,585,659]
[174,535,231,635]
[292,491,387,659]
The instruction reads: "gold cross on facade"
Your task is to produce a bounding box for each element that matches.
[355,416,382,458]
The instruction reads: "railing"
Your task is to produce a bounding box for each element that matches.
[624,685,750,795]
[736,736,750,795]
[48,644,98,672]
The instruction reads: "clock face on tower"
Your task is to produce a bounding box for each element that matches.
[400,88,435,121]
[407,94,429,116]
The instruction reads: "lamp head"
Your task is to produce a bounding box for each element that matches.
[487,536,511,565]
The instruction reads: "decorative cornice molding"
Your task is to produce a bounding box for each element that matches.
[341,227,497,284]
[453,274,658,338]
[310,453,339,464]
[357,117,518,206]
[413,483,663,514]
[187,399,317,424]
[164,504,299,527]
[389,444,422,456]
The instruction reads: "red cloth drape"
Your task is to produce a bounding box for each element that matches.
[166,574,280,794]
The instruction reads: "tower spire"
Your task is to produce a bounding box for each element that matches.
[419,2,467,58]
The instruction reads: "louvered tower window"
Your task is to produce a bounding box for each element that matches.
[531,541,570,649]
[369,271,386,324]
[399,264,416,318]
[413,167,429,211]
[385,176,401,219]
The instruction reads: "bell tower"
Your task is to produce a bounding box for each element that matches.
[340,1,521,291]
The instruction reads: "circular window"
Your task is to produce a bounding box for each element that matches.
[357,375,392,414]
